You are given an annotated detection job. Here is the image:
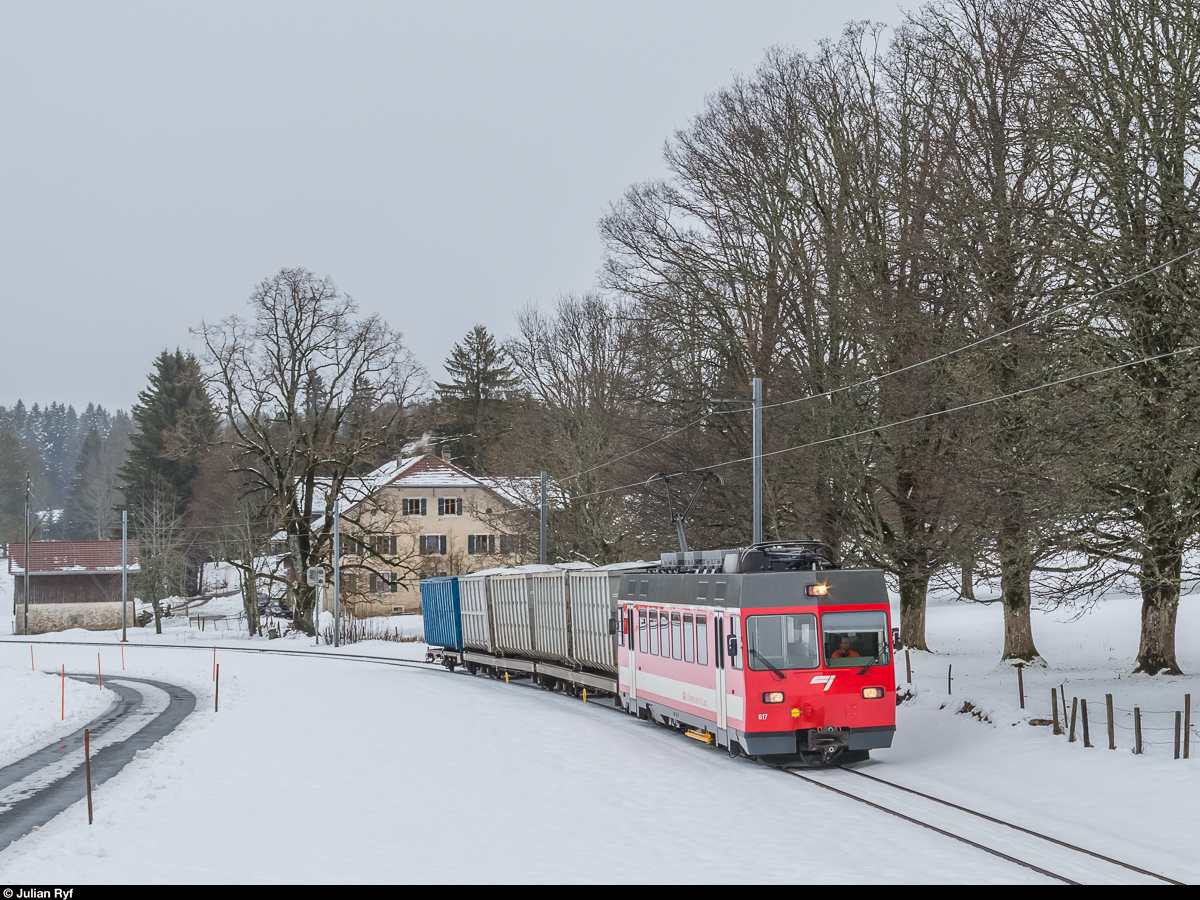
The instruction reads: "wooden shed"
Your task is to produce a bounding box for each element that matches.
[8,540,139,635]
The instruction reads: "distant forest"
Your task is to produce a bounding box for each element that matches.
[0,400,132,545]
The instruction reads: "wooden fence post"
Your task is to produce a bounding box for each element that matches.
[1052,691,1061,735]
[1059,685,1067,728]
[947,664,952,695]
[1082,698,1092,747]
[1175,711,1181,760]
[905,648,912,684]
[84,728,93,825]
[1069,697,1078,743]
[1106,694,1115,750]
[1017,666,1025,709]
[1134,706,1143,755]
[1185,694,1191,760]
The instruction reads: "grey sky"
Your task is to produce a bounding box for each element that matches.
[1,0,902,412]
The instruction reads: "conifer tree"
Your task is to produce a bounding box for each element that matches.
[435,325,520,472]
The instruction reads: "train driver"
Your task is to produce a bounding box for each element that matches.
[831,635,860,658]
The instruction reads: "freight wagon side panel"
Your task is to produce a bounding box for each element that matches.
[531,572,572,664]
[491,573,536,656]
[419,577,463,650]
[458,575,493,652]
[567,571,619,674]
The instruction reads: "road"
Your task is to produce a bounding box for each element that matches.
[0,675,195,851]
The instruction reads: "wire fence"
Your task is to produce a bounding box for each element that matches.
[906,656,1196,759]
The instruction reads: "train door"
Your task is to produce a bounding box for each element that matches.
[627,606,638,703]
[714,610,727,734]
[725,613,744,733]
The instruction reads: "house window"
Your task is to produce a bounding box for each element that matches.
[342,573,358,593]
[420,534,447,556]
[403,498,426,516]
[437,497,462,516]
[372,534,397,555]
[468,534,496,555]
[369,572,399,593]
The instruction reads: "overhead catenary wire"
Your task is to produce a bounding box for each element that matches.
[559,245,1200,484]
[569,341,1200,501]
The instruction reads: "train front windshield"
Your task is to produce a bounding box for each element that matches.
[822,611,890,668]
[746,613,819,671]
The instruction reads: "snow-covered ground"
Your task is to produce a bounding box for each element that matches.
[1,566,1198,882]
[0,667,117,770]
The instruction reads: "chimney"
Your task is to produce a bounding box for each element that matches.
[441,449,451,463]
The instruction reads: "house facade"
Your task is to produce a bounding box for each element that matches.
[335,454,531,617]
[9,540,139,635]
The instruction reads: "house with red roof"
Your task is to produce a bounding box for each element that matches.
[8,539,139,634]
[330,453,535,617]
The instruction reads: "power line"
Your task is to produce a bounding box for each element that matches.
[569,341,1200,501]
[560,245,1200,482]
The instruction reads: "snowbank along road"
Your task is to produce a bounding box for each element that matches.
[0,675,195,851]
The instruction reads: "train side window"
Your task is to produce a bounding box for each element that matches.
[670,613,682,660]
[660,612,670,658]
[696,615,708,666]
[730,614,742,669]
[683,614,695,663]
[648,609,658,655]
[638,609,648,653]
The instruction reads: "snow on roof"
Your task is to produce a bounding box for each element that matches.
[8,540,141,574]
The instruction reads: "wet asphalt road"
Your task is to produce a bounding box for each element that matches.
[0,675,196,851]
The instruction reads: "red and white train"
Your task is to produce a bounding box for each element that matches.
[422,542,896,765]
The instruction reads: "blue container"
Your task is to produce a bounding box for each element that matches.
[420,576,463,650]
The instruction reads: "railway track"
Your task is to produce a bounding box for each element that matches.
[773,763,1183,884]
[10,637,1186,883]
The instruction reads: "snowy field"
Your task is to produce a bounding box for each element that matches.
[0,568,1198,882]
[0,667,116,770]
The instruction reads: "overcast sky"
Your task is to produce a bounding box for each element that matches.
[0,0,903,413]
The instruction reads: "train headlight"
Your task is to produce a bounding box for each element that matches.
[862,686,885,699]
[762,691,785,704]
[806,584,828,597]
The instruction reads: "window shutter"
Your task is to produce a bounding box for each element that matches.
[488,535,495,554]
[468,535,476,554]
[439,535,447,555]
[457,499,463,515]
[421,498,427,516]
[437,498,444,516]
[369,573,377,592]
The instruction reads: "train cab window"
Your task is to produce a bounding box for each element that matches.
[639,609,648,653]
[730,615,742,669]
[648,610,659,655]
[746,613,819,672]
[683,614,695,663]
[670,613,682,660]
[696,616,708,666]
[715,582,727,601]
[627,578,637,597]
[638,580,649,597]
[822,611,890,668]
[659,612,670,658]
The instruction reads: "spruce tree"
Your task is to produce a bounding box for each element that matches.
[435,325,520,472]
[119,350,219,512]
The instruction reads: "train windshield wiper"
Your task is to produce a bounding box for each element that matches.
[857,647,886,676]
[749,647,787,680]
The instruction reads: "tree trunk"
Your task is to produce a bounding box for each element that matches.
[151,598,163,635]
[898,568,930,651]
[960,562,976,601]
[999,556,1040,662]
[1135,540,1183,675]
[241,572,259,638]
